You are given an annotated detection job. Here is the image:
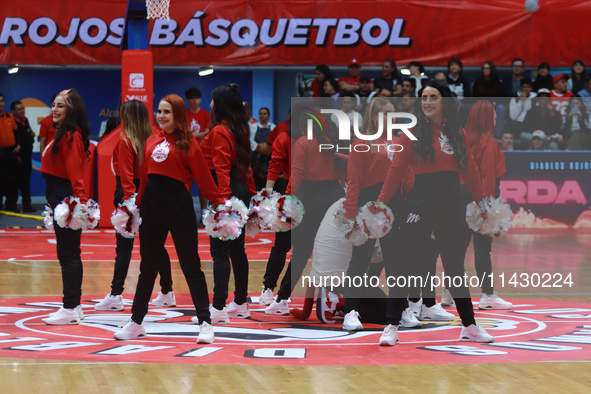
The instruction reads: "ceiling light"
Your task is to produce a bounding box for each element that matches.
[8,65,19,74]
[198,67,214,77]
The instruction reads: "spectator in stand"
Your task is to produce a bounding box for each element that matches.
[310,65,334,98]
[185,87,211,142]
[39,93,59,154]
[434,72,448,84]
[502,58,529,97]
[250,107,276,190]
[330,93,363,140]
[561,96,591,150]
[408,61,429,96]
[0,93,20,212]
[567,60,587,95]
[521,89,562,149]
[378,88,393,97]
[324,78,342,107]
[242,101,257,124]
[529,130,549,150]
[499,132,514,151]
[354,76,377,114]
[11,101,36,212]
[374,59,401,96]
[400,78,416,97]
[102,117,120,140]
[532,63,554,92]
[578,75,591,109]
[447,57,471,98]
[339,59,363,92]
[472,62,502,97]
[551,74,574,116]
[508,78,536,136]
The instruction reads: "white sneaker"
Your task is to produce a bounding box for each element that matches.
[441,289,455,307]
[399,308,422,328]
[460,323,495,343]
[43,307,80,325]
[151,291,176,307]
[209,305,230,324]
[197,322,215,344]
[259,288,274,305]
[113,319,146,340]
[379,324,399,346]
[478,292,513,310]
[265,300,290,315]
[408,299,422,317]
[342,310,363,331]
[94,294,125,311]
[419,303,456,321]
[49,305,84,320]
[227,301,251,318]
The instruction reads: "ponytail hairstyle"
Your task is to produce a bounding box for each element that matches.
[51,88,91,157]
[160,94,193,153]
[413,80,467,168]
[210,83,251,176]
[120,100,152,166]
[464,100,495,149]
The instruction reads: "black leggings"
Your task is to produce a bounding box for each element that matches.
[45,174,83,309]
[111,176,173,296]
[385,172,476,327]
[131,175,210,325]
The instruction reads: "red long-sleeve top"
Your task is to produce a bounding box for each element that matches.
[40,129,88,203]
[344,136,415,219]
[39,115,56,143]
[462,136,506,198]
[137,130,223,207]
[378,123,484,204]
[113,132,141,202]
[267,131,292,182]
[201,124,256,200]
[286,135,343,195]
[267,120,289,145]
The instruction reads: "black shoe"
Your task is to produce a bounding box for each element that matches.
[6,206,20,213]
[22,206,36,213]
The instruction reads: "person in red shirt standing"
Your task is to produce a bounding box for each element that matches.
[40,89,92,325]
[376,81,494,346]
[94,100,175,312]
[39,93,59,154]
[185,87,210,142]
[114,94,223,344]
[201,83,256,324]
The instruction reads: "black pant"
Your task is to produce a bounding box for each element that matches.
[131,175,210,325]
[45,174,83,309]
[0,147,19,209]
[18,149,33,207]
[408,238,438,306]
[210,170,251,309]
[111,176,173,296]
[385,172,475,327]
[276,179,345,301]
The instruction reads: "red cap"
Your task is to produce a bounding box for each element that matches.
[553,73,569,85]
[349,59,359,67]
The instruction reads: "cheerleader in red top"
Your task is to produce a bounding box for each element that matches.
[462,101,512,309]
[340,98,417,330]
[265,102,345,315]
[201,83,256,324]
[114,94,223,344]
[40,89,91,325]
[94,100,174,312]
[258,122,292,305]
[376,81,495,346]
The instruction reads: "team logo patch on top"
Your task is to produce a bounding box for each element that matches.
[190,119,201,133]
[1,295,591,366]
[438,131,454,155]
[151,140,170,162]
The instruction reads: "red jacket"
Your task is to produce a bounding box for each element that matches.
[137,130,223,207]
[463,136,506,198]
[267,130,292,182]
[39,115,56,143]
[113,133,141,202]
[201,124,256,200]
[40,130,88,203]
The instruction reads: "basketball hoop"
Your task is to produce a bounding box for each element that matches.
[146,0,170,21]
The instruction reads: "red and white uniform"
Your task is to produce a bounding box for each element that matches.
[202,124,256,200]
[550,90,573,116]
[41,130,88,203]
[378,123,484,204]
[137,131,223,206]
[39,115,56,143]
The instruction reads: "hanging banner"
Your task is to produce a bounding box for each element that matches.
[0,0,589,67]
[121,50,154,123]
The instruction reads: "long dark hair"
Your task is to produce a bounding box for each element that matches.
[210,83,251,176]
[474,61,501,97]
[413,80,467,168]
[51,88,91,157]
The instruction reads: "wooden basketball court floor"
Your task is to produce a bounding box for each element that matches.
[1,227,590,393]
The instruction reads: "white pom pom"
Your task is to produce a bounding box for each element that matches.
[344,223,369,246]
[43,205,54,231]
[357,201,394,239]
[54,197,76,229]
[84,199,101,229]
[466,197,512,238]
[525,0,538,13]
[54,196,101,230]
[111,195,141,238]
[204,196,249,241]
[268,195,305,232]
[244,189,282,237]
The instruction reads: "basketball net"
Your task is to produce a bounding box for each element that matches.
[146,0,170,21]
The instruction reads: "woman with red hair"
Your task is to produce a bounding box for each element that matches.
[114,94,224,344]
